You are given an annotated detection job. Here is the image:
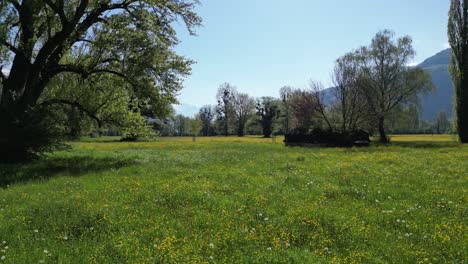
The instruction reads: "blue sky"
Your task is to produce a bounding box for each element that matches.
[174,0,450,116]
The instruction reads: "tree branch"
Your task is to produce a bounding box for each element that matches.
[0,39,19,54]
[0,65,6,82]
[39,99,103,128]
[6,0,20,12]
[44,0,68,25]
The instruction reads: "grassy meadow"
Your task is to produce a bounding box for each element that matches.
[0,135,466,263]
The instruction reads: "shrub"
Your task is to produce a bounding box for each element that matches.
[284,128,370,147]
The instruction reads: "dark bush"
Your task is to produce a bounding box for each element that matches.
[284,129,370,147]
[0,105,68,162]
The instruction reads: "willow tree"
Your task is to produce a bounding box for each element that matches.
[448,0,468,142]
[0,0,201,161]
[356,30,433,143]
[232,92,255,137]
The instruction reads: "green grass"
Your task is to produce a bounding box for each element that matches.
[0,135,466,263]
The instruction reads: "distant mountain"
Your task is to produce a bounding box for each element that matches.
[418,49,453,120]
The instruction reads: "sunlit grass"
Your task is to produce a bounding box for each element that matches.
[389,134,458,142]
[0,135,466,263]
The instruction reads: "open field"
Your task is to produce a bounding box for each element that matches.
[0,135,466,263]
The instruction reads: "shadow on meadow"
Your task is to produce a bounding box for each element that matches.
[0,155,137,187]
[387,141,461,149]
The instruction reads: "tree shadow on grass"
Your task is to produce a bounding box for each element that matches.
[381,141,461,149]
[0,155,137,187]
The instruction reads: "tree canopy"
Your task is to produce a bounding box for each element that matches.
[448,0,468,142]
[0,0,201,161]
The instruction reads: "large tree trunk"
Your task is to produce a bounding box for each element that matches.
[237,122,245,137]
[378,116,389,144]
[0,79,56,162]
[262,121,272,138]
[224,117,229,136]
[456,77,468,142]
[0,105,34,162]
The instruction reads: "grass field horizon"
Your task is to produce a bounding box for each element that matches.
[0,135,466,263]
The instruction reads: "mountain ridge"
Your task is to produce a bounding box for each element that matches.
[418,48,453,120]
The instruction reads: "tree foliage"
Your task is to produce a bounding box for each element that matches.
[448,0,468,142]
[331,53,369,133]
[279,86,293,133]
[0,0,201,161]
[199,105,215,136]
[232,92,255,137]
[256,97,280,137]
[216,83,235,136]
[354,30,433,143]
[289,88,319,131]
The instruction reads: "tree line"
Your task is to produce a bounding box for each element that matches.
[0,0,466,162]
[159,30,440,141]
[0,0,201,161]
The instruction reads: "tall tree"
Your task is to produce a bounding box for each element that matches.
[199,105,215,136]
[331,53,369,133]
[256,97,280,138]
[435,110,451,134]
[448,0,468,142]
[232,92,255,137]
[279,86,293,134]
[216,83,235,136]
[174,114,189,136]
[190,114,202,136]
[288,88,319,131]
[0,0,201,161]
[356,30,433,143]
